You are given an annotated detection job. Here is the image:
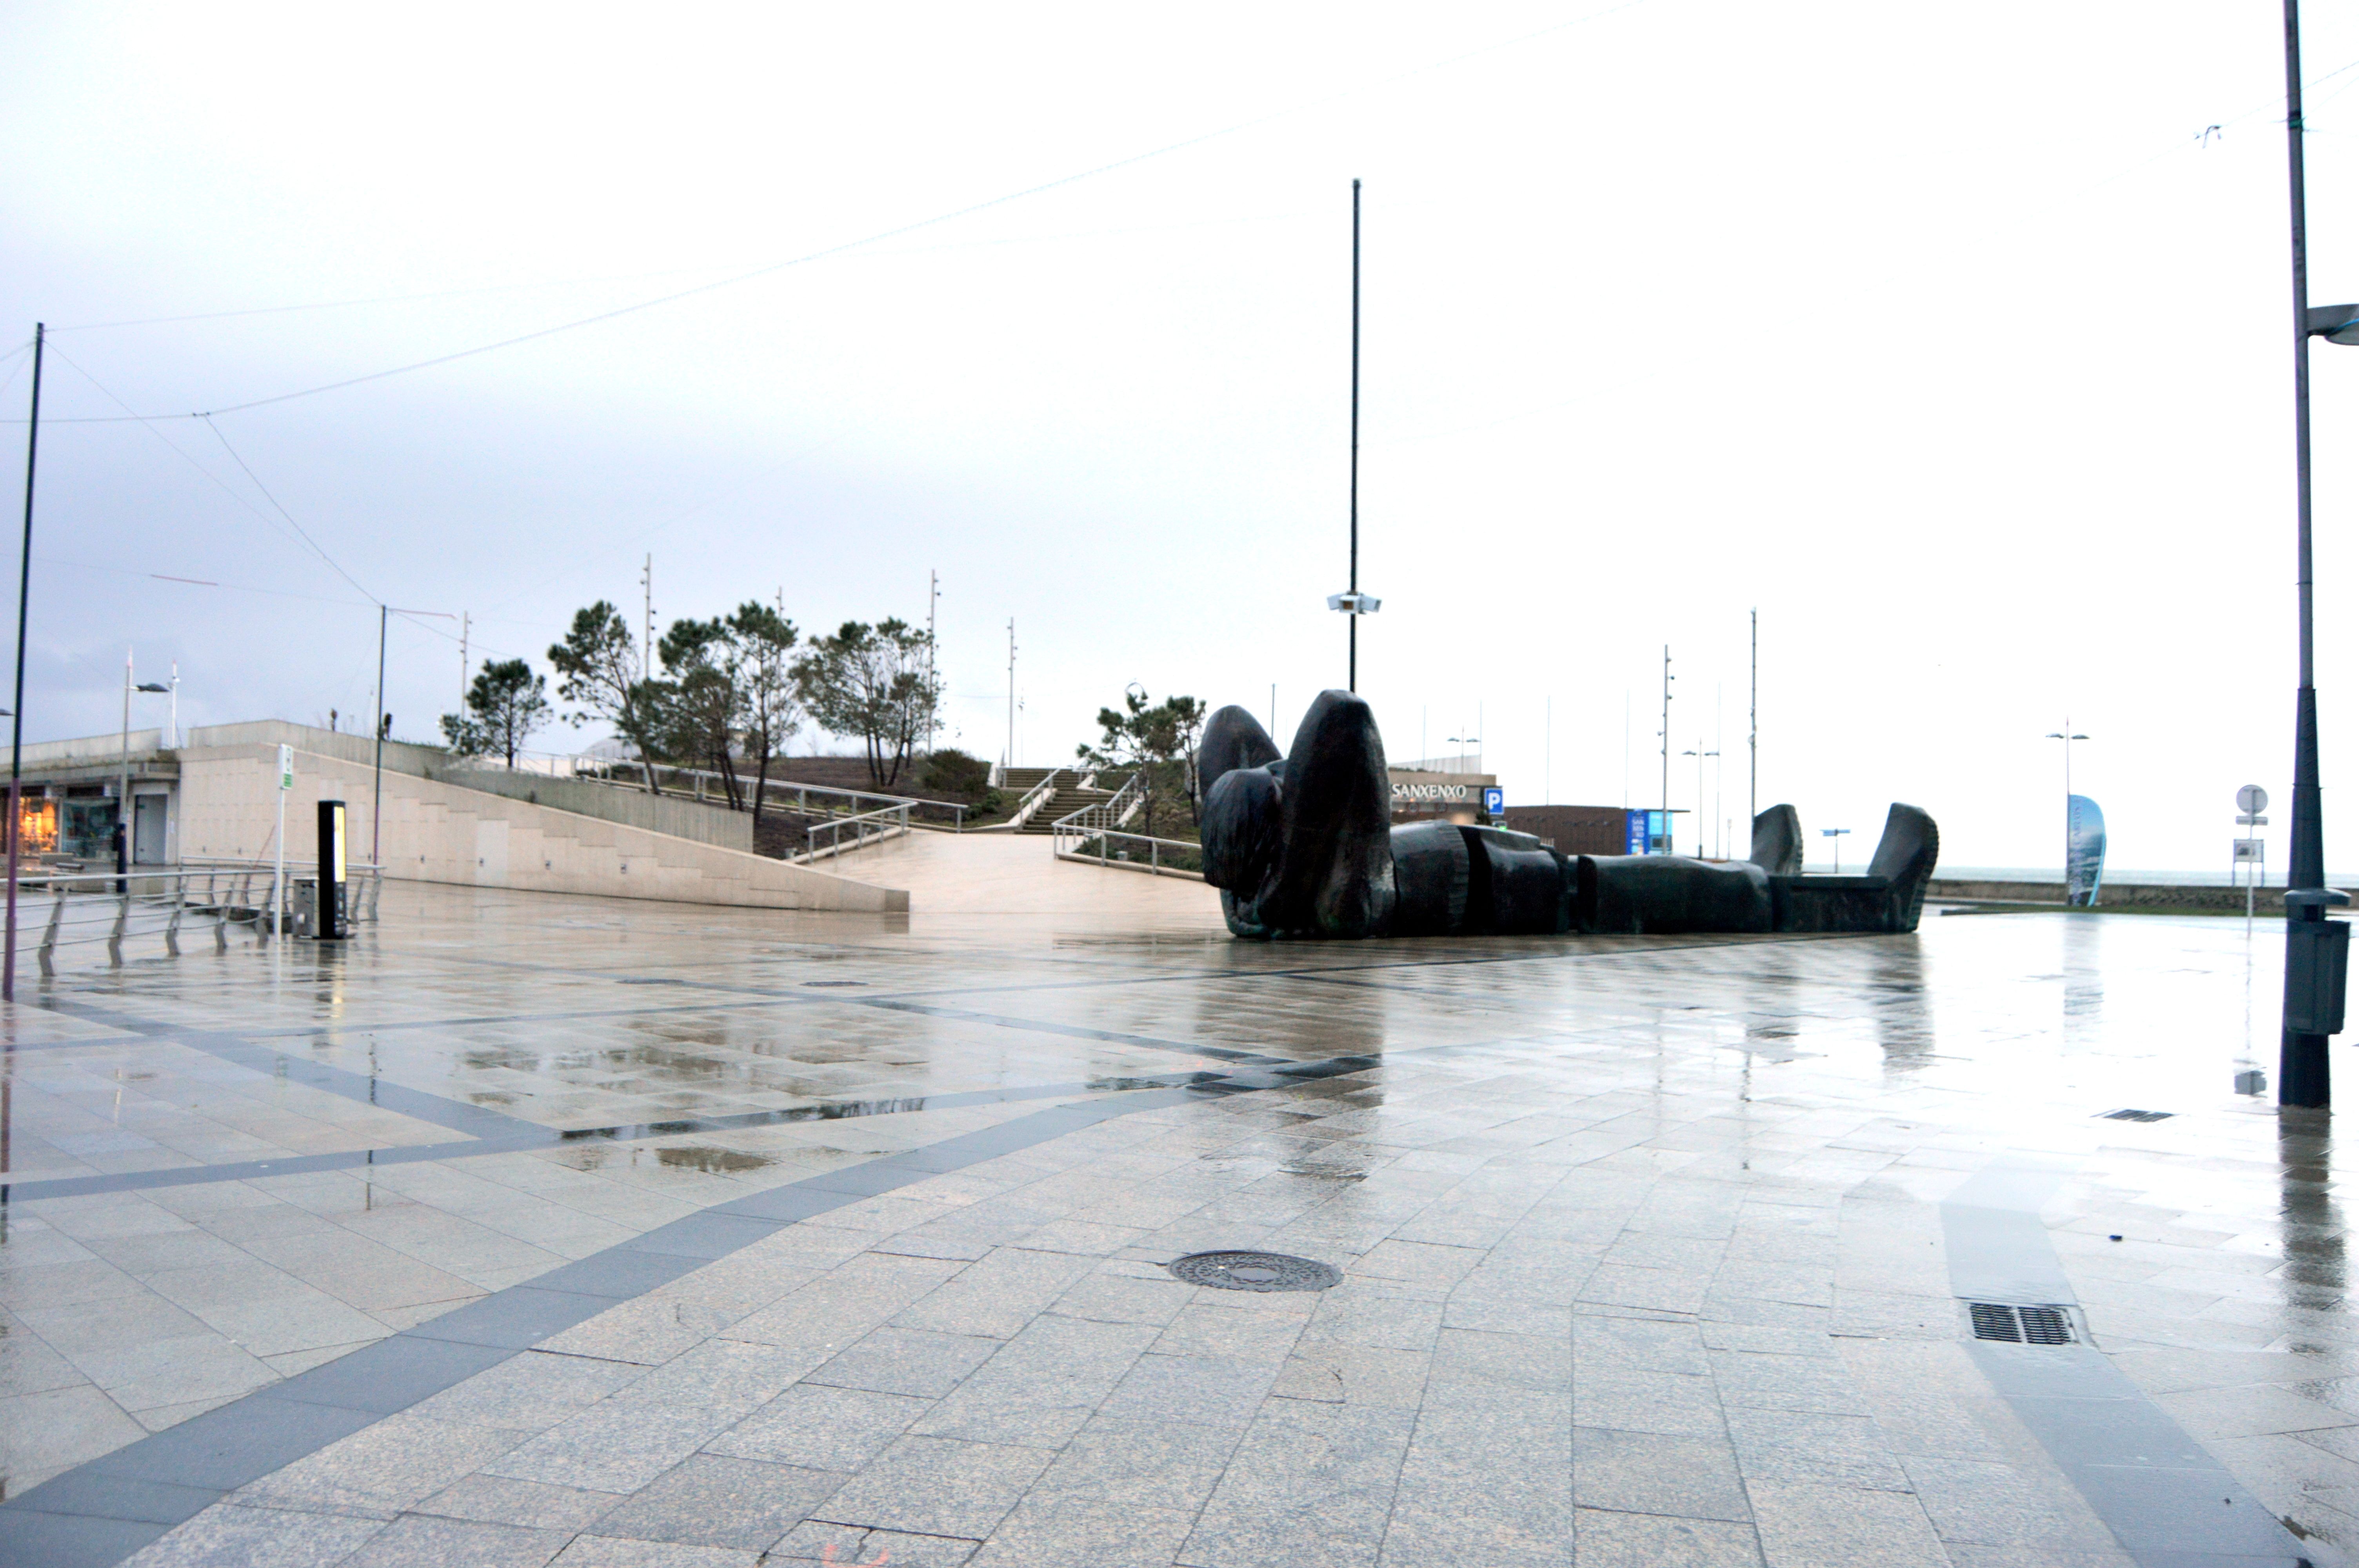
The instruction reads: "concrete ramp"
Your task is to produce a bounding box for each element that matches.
[177,739,905,913]
[835,831,1224,922]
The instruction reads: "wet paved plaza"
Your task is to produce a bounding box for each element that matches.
[0,877,2353,1566]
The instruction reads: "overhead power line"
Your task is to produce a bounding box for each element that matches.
[16,0,1656,428]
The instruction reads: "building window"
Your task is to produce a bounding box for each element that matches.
[15,797,55,856]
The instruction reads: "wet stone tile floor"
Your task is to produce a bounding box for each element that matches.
[0,880,2352,1566]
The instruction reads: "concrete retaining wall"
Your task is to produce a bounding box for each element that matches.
[434,766,753,853]
[177,742,903,913]
[1929,877,2355,913]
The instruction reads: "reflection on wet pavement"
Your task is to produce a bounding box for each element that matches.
[0,882,2354,1566]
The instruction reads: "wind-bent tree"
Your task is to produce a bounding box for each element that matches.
[793,619,938,787]
[440,658,551,768]
[549,601,667,792]
[1077,686,1207,838]
[657,617,746,809]
[726,602,800,827]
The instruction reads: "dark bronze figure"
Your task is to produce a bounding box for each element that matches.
[1199,693,1937,941]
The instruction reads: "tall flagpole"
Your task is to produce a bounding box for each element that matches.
[1348,178,1361,694]
[5,325,44,1004]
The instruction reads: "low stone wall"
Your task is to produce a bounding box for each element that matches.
[177,743,903,913]
[1928,878,2349,913]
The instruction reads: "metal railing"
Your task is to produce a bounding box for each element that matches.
[1007,768,1068,829]
[792,803,913,863]
[1049,823,1206,881]
[13,860,385,974]
[457,748,965,828]
[1049,782,1203,880]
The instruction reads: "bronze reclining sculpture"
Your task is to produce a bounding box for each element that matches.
[1198,691,1937,941]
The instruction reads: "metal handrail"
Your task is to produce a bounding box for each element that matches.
[794,802,913,863]
[1007,768,1067,829]
[10,862,387,974]
[455,750,965,826]
[1049,819,1205,881]
[1051,771,1143,837]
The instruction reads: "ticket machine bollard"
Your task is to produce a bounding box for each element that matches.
[315,798,349,941]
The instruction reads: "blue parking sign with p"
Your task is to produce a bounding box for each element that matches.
[1482,786,1504,815]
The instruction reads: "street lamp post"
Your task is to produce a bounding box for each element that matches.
[1683,741,1719,857]
[1327,179,1381,688]
[2278,0,2359,1108]
[2045,720,2088,867]
[116,653,170,888]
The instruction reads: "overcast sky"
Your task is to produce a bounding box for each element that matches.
[4,2,2357,872]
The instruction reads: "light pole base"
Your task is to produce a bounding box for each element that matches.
[2281,1028,2331,1108]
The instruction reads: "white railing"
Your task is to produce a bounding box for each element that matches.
[792,803,912,863]
[456,748,966,827]
[10,860,385,973]
[1049,821,1205,881]
[1007,768,1068,829]
[1048,780,1203,880]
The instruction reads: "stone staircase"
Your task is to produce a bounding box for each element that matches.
[1001,767,1132,834]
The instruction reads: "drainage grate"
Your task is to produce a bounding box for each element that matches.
[1168,1250,1341,1292]
[802,980,869,987]
[2099,1108,2173,1122]
[1970,1302,2078,1345]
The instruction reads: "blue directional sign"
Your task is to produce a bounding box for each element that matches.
[1482,786,1504,815]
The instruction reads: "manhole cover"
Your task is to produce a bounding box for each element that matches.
[1168,1250,1341,1292]
[2099,1108,2173,1123]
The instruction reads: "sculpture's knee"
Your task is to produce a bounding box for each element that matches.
[1266,690,1396,939]
[1202,766,1282,896]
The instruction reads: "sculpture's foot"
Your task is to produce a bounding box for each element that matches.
[1200,691,1394,939]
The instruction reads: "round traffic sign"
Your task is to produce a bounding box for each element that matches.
[2238,784,2269,814]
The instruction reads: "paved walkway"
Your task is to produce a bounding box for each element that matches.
[0,882,2348,1566]
[826,830,1219,919]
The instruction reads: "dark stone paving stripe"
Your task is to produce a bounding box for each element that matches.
[0,1073,1231,1201]
[0,1062,1357,1568]
[1942,1161,2313,1567]
[851,996,1268,1062]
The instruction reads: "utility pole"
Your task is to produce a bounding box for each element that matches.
[1659,646,1674,855]
[117,648,132,888]
[641,554,655,680]
[372,604,387,866]
[1749,609,1758,834]
[459,611,469,707]
[6,323,42,1003]
[926,570,940,753]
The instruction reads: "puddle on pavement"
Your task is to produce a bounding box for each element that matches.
[655,1146,778,1174]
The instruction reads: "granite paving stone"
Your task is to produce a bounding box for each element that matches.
[585,1454,845,1551]
[13,884,2359,1567]
[810,1434,1051,1540]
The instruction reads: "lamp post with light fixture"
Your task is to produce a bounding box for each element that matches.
[2277,0,2359,1107]
[117,653,170,884]
[1329,178,1381,691]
